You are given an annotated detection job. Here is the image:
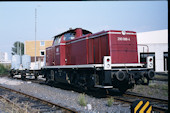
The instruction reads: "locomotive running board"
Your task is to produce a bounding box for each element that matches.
[95,85,113,88]
[42,63,144,69]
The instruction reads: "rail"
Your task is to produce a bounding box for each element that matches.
[0,85,78,113]
[108,91,168,113]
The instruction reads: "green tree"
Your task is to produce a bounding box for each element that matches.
[11,41,24,55]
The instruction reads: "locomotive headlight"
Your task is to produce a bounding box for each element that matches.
[103,56,111,70]
[147,56,154,69]
[107,64,110,68]
[149,63,153,67]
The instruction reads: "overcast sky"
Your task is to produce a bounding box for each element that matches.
[0,1,168,60]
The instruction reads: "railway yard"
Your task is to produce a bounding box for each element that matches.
[0,74,168,113]
[0,1,168,113]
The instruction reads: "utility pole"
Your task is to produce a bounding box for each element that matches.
[20,41,22,64]
[17,42,19,55]
[35,8,37,64]
[20,41,21,56]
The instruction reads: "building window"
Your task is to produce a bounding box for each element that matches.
[40,41,45,46]
[140,52,155,70]
[40,50,45,56]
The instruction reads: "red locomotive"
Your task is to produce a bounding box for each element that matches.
[43,28,155,92]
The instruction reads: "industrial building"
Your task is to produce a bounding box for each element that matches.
[24,40,53,67]
[0,51,11,67]
[137,29,168,73]
[0,51,8,62]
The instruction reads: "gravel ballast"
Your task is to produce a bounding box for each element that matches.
[0,77,130,113]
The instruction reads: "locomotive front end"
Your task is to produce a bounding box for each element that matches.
[100,55,155,93]
[99,30,155,92]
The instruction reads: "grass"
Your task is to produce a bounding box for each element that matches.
[149,83,168,90]
[0,64,11,75]
[147,91,153,95]
[163,91,168,97]
[154,75,168,79]
[107,97,114,107]
[78,93,87,106]
[161,84,168,90]
[132,81,168,100]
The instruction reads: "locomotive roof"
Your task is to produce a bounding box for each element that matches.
[54,28,92,38]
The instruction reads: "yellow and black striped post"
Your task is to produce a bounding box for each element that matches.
[131,99,152,113]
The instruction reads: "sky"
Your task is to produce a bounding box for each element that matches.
[0,1,168,60]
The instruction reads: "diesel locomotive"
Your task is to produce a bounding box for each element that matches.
[42,28,155,93]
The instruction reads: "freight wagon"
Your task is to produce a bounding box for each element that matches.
[10,55,42,80]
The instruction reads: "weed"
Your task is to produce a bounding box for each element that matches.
[78,93,87,106]
[161,84,168,90]
[148,91,153,95]
[107,97,114,107]
[163,92,168,97]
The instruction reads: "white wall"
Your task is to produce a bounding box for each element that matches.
[137,29,168,72]
[137,29,168,44]
[138,43,168,72]
[0,51,9,62]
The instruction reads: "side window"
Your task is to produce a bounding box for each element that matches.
[53,37,58,45]
[53,36,61,46]
[64,32,75,41]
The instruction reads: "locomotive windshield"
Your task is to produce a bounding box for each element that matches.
[64,32,75,41]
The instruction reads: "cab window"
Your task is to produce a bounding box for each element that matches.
[53,36,61,46]
[64,32,75,41]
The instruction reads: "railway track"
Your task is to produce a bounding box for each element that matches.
[108,91,168,113]
[2,75,169,113]
[0,85,78,113]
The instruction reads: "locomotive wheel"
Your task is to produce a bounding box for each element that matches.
[21,75,26,80]
[45,75,50,83]
[35,75,38,80]
[10,70,14,78]
[21,74,26,80]
[21,71,26,80]
[115,71,126,81]
[147,70,155,80]
[118,86,128,93]
[45,71,51,83]
[50,70,55,81]
[34,72,39,80]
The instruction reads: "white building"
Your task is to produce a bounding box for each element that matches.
[0,51,9,62]
[137,29,168,73]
